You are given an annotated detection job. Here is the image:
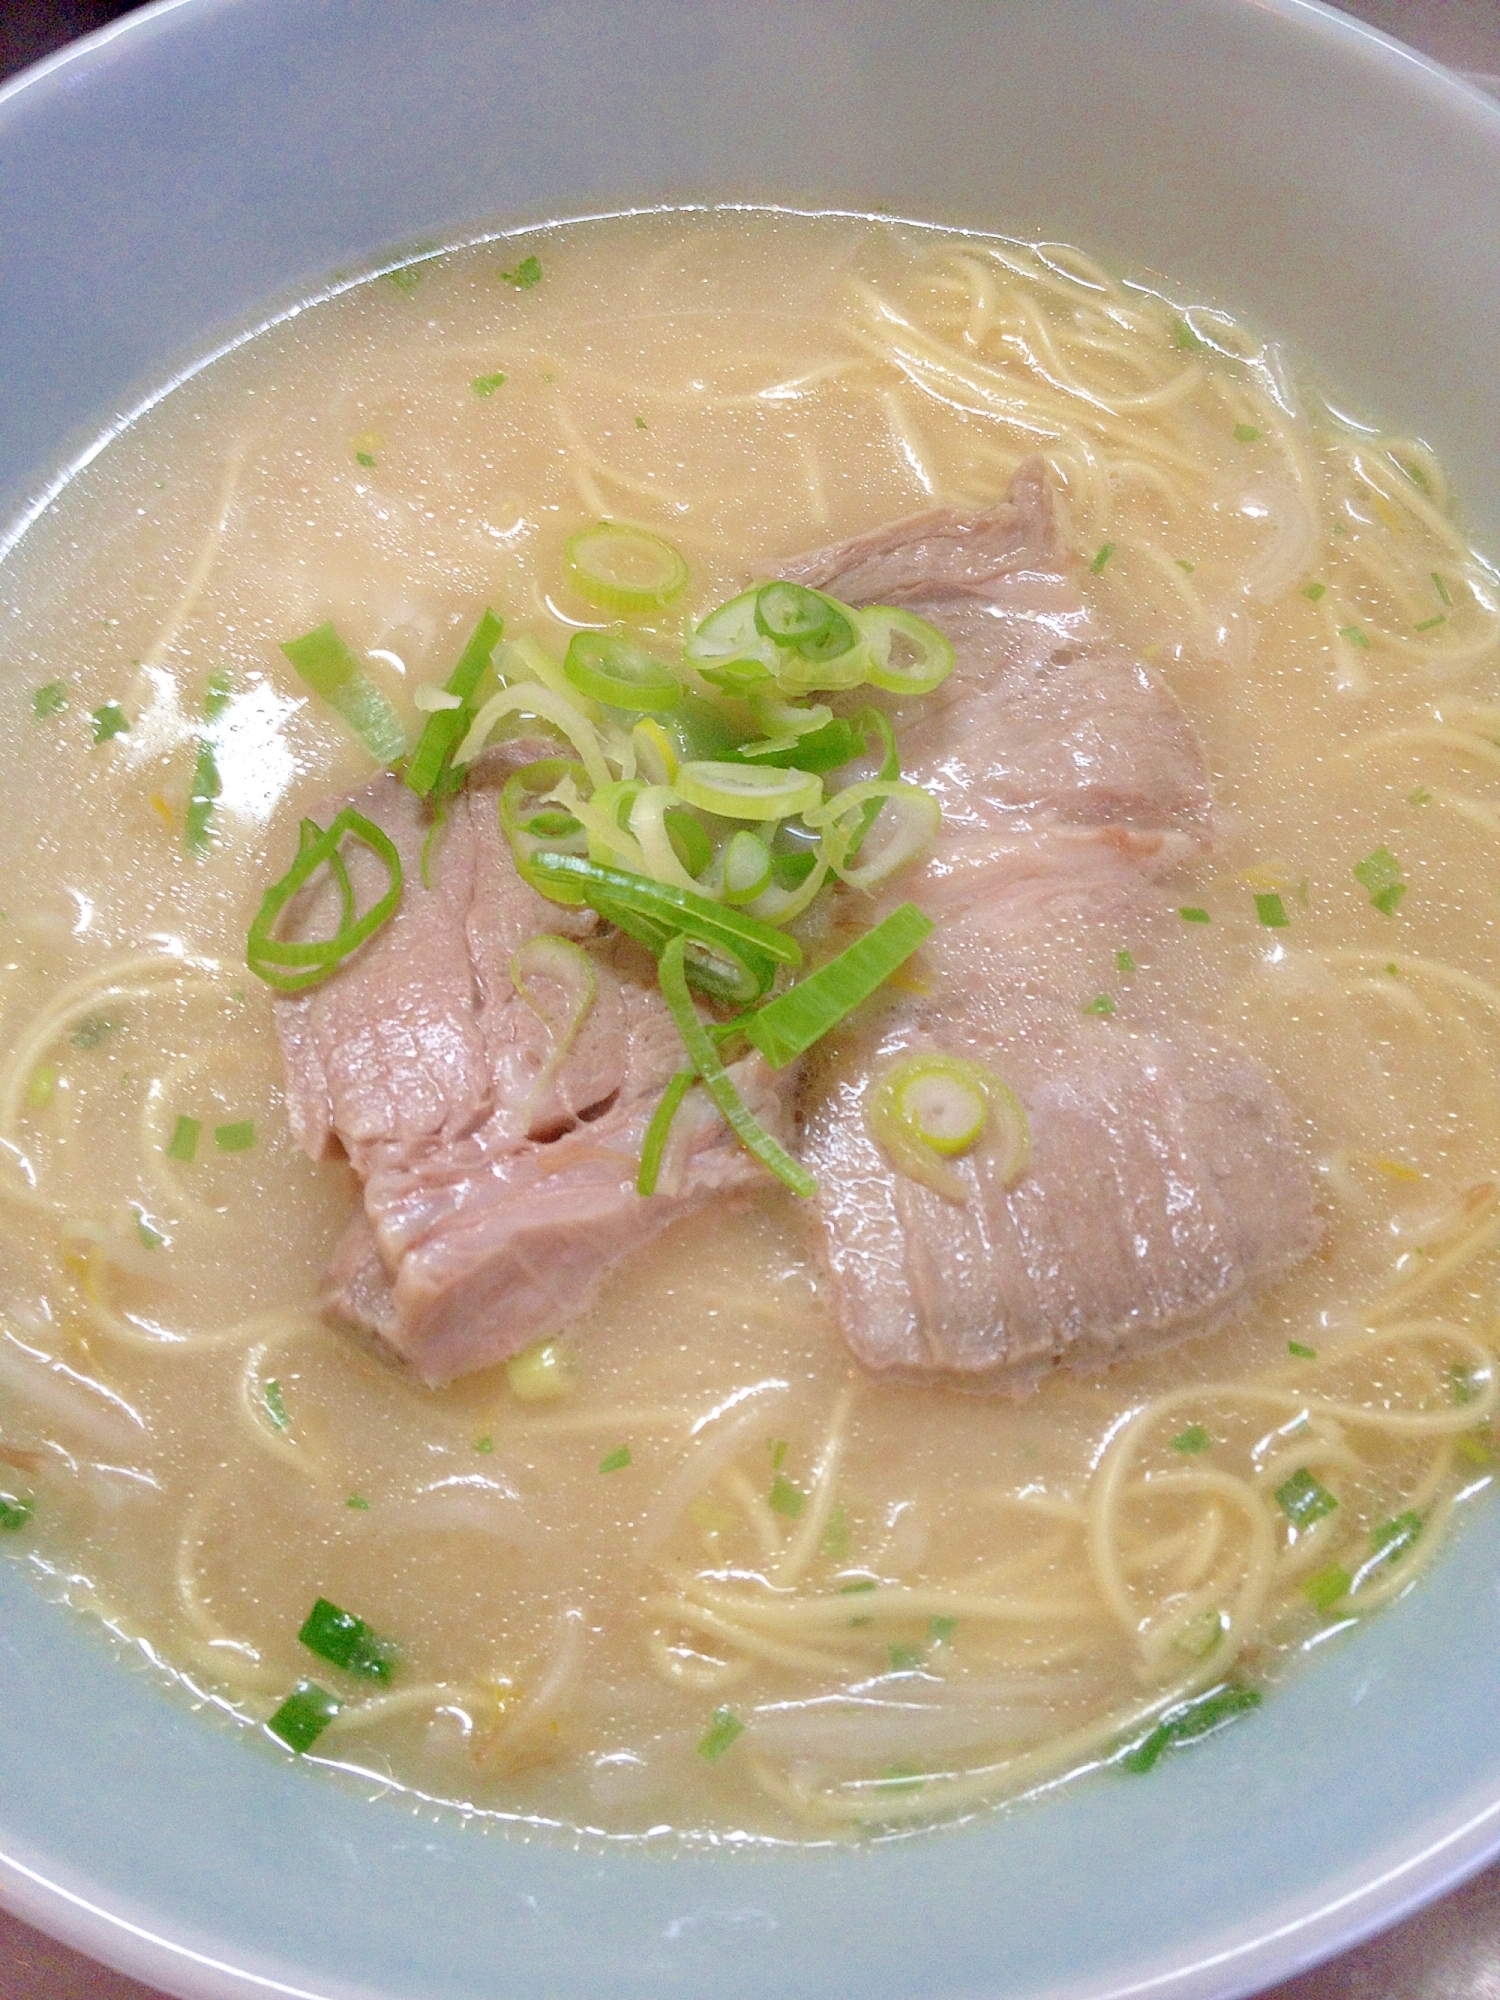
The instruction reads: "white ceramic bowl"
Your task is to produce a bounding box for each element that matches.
[3,5,1500,1996]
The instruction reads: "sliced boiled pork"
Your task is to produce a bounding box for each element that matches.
[276,758,792,1385]
[785,461,1318,1388]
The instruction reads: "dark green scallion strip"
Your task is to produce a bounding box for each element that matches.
[247,807,403,994]
[529,851,797,1006]
[637,1070,694,1196]
[267,1681,340,1754]
[298,1596,400,1683]
[281,623,407,767]
[404,609,503,801]
[658,934,815,1197]
[1122,1682,1261,1773]
[740,903,933,1070]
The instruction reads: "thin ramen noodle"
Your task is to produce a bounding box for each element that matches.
[0,211,1495,1840]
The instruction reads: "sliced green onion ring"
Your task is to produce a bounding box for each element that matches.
[807,779,940,891]
[564,524,689,614]
[657,934,815,1197]
[247,808,403,993]
[499,759,592,904]
[859,605,956,696]
[867,1052,1030,1203]
[685,589,781,680]
[741,903,933,1068]
[527,851,798,1004]
[675,760,823,822]
[549,775,648,875]
[631,716,679,786]
[456,684,612,789]
[755,581,839,646]
[281,623,407,767]
[404,608,503,801]
[721,831,773,905]
[511,935,597,1110]
[496,635,602,721]
[637,1069,694,1196]
[629,785,703,893]
[563,630,681,712]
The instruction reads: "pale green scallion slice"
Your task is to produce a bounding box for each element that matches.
[564,524,688,614]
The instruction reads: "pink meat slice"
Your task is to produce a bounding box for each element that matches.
[276,760,792,1385]
[782,462,1318,1389]
[779,458,1212,852]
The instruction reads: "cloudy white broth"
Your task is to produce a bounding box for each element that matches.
[1,209,1498,1843]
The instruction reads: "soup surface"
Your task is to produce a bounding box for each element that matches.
[1,210,1498,1843]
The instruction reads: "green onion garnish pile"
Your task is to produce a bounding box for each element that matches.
[250,533,958,1195]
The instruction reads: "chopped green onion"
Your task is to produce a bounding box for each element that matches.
[635,416,647,431]
[1091,543,1115,574]
[383,266,420,294]
[674,759,821,822]
[531,851,797,1006]
[1178,906,1210,925]
[1303,1564,1351,1612]
[247,807,403,993]
[0,1494,35,1532]
[1122,1681,1261,1773]
[1172,1425,1212,1455]
[887,1643,924,1674]
[471,372,506,397]
[1233,424,1262,443]
[32,682,66,718]
[133,1208,165,1250]
[857,605,955,696]
[267,1681,340,1754]
[280,623,407,767]
[70,1016,118,1050]
[1432,571,1453,607]
[838,1577,877,1595]
[697,1706,743,1761]
[1084,993,1115,1016]
[91,703,128,745]
[600,1444,631,1473]
[1457,1432,1492,1467]
[929,1616,957,1643]
[475,1435,495,1454]
[26,1065,56,1109]
[769,1439,789,1469]
[1288,1340,1317,1359]
[1302,582,1327,601]
[1353,846,1406,916]
[1449,1362,1482,1407]
[769,1473,805,1519]
[263,1380,290,1431]
[404,609,503,801]
[721,830,773,905]
[755,581,842,646]
[657,934,814,1195]
[1275,1468,1338,1528]
[214,1120,255,1152]
[506,1338,570,1402]
[868,1049,1028,1203]
[1254,892,1289,928]
[1175,560,1195,574]
[355,451,376,469]
[298,1596,400,1682]
[741,903,933,1069]
[1116,949,1136,974]
[1414,615,1446,633]
[637,1070,694,1196]
[1173,318,1202,351]
[499,255,542,289]
[563,524,689,615]
[563,630,681,712]
[185,735,221,855]
[1338,624,1371,649]
[1370,1510,1422,1562]
[166,1115,200,1163]
[346,1495,370,1511]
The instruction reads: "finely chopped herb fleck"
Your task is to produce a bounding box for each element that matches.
[214,1120,255,1151]
[471,373,506,397]
[499,255,543,289]
[298,1596,400,1682]
[1275,1468,1338,1528]
[1084,993,1115,1016]
[91,703,128,744]
[1354,847,1406,916]
[1122,1683,1261,1772]
[768,1473,805,1519]
[697,1707,743,1760]
[267,1682,340,1754]
[165,1115,199,1162]
[0,1494,35,1532]
[31,682,66,718]
[263,1381,290,1431]
[1178,906,1210,925]
[599,1445,631,1473]
[1254,892,1289,928]
[1288,1340,1317,1359]
[1172,1425,1212,1454]
[1091,542,1115,573]
[1233,423,1262,443]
